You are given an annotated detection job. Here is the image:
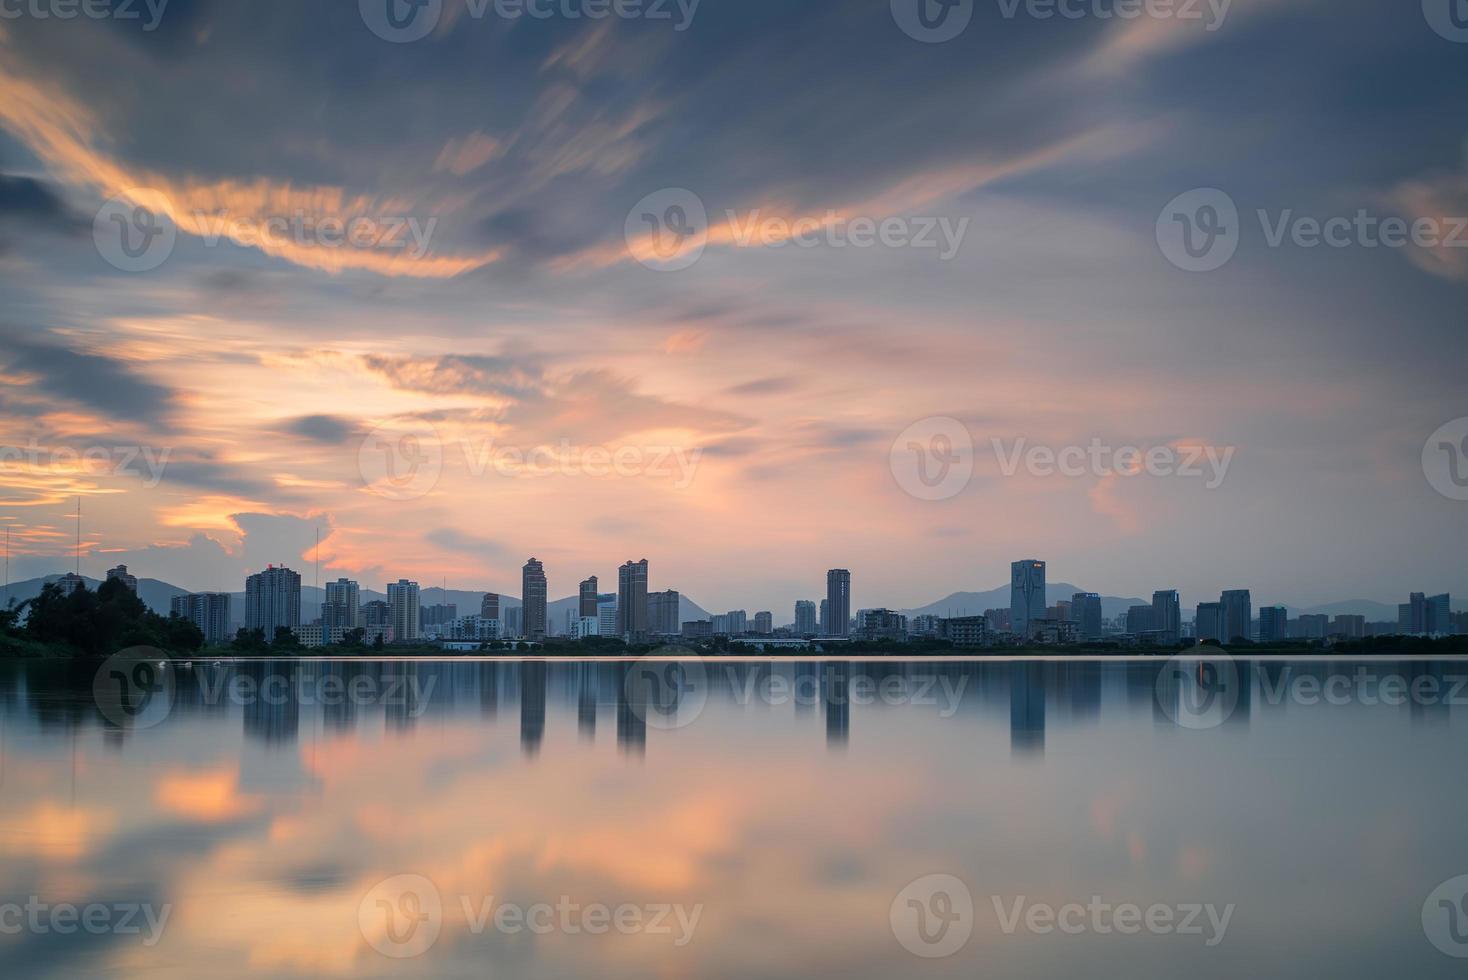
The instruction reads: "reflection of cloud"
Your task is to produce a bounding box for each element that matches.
[155,769,262,823]
[0,801,116,861]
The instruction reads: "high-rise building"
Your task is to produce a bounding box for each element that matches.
[795,600,817,637]
[323,578,360,629]
[504,605,523,638]
[753,611,774,635]
[1195,602,1225,642]
[522,558,547,641]
[1010,560,1046,639]
[420,603,457,628]
[826,569,851,637]
[387,579,421,642]
[1259,605,1288,642]
[171,592,232,645]
[579,577,598,619]
[1071,592,1102,640]
[245,566,301,637]
[597,594,618,637]
[725,610,748,635]
[1331,614,1366,639]
[1151,590,1181,642]
[106,564,138,592]
[362,600,390,627]
[481,592,500,621]
[819,599,829,634]
[616,560,649,640]
[1126,605,1154,635]
[1427,593,1451,635]
[1294,614,1328,639]
[648,589,681,636]
[1221,589,1252,642]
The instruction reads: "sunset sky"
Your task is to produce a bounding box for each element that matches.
[0,0,1464,612]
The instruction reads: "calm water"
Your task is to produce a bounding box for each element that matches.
[1,655,1467,978]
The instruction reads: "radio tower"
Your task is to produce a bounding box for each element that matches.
[74,496,82,576]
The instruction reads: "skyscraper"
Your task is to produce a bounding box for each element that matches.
[1010,560,1046,639]
[171,592,231,645]
[795,600,817,637]
[245,566,301,637]
[522,558,547,641]
[1195,602,1225,642]
[323,577,360,629]
[648,589,680,636]
[106,564,137,592]
[597,593,618,637]
[1221,589,1252,642]
[819,599,829,635]
[826,569,851,637]
[1427,593,1451,635]
[579,576,598,619]
[1151,590,1181,642]
[387,579,421,642]
[1259,605,1288,642]
[754,611,774,634]
[617,559,649,640]
[481,592,500,621]
[1071,592,1102,640]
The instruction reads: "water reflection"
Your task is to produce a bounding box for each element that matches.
[0,656,1466,978]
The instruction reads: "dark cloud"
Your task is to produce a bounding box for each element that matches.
[724,376,801,397]
[284,414,360,444]
[0,330,177,425]
[0,174,83,234]
[427,527,504,556]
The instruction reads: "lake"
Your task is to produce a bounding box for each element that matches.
[1,655,1466,978]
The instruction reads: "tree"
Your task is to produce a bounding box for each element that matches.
[272,626,303,651]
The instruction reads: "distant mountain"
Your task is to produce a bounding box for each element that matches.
[901,584,1147,622]
[1285,600,1400,622]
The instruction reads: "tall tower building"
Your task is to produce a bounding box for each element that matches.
[481,592,500,621]
[826,569,851,637]
[1195,602,1225,642]
[387,579,421,642]
[1259,605,1288,642]
[617,560,649,640]
[1151,590,1181,642]
[323,578,360,629]
[1220,589,1252,643]
[795,600,817,637]
[522,558,547,641]
[1010,560,1046,639]
[597,593,618,637]
[648,589,680,636]
[579,576,599,619]
[171,592,232,645]
[245,566,301,637]
[1071,592,1102,640]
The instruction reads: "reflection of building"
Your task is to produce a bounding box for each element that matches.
[106,564,138,591]
[795,600,817,637]
[171,592,232,645]
[1010,560,1046,639]
[522,558,547,641]
[245,566,301,637]
[1221,589,1252,642]
[387,580,421,642]
[1010,661,1045,755]
[825,569,851,637]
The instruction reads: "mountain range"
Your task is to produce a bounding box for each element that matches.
[1,573,1411,630]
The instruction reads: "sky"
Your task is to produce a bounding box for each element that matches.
[0,0,1465,614]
